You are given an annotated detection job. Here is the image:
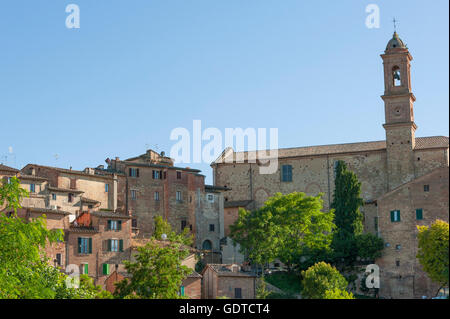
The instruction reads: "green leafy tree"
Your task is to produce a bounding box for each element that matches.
[153,215,193,246]
[301,261,349,299]
[256,279,271,299]
[229,207,281,274]
[417,220,449,291]
[0,177,110,299]
[355,233,384,261]
[113,239,191,299]
[324,287,354,299]
[230,192,335,273]
[331,161,364,265]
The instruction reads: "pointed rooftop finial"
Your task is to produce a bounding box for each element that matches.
[393,17,397,33]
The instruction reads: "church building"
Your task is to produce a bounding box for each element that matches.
[211,32,449,299]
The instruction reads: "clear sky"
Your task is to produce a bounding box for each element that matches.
[0,0,448,184]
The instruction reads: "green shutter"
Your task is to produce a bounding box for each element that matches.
[416,209,423,220]
[390,211,395,222]
[119,239,123,252]
[78,237,82,253]
[88,238,92,254]
[118,220,122,231]
[180,286,185,296]
[107,239,112,252]
[84,263,88,275]
[103,263,109,275]
[397,210,400,222]
[107,220,111,230]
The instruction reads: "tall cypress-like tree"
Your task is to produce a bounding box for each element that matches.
[331,160,364,265]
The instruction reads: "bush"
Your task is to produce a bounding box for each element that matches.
[301,262,349,299]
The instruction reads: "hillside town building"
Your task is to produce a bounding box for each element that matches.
[211,33,449,299]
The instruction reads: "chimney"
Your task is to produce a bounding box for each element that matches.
[30,167,35,176]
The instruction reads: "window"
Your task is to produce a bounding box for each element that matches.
[181,220,187,231]
[105,184,109,193]
[68,193,73,203]
[81,263,89,275]
[207,194,214,202]
[396,260,400,267]
[416,209,423,220]
[78,237,92,254]
[390,210,401,222]
[154,191,160,201]
[180,286,185,297]
[424,185,430,192]
[103,263,110,275]
[132,219,137,228]
[108,239,122,252]
[88,205,93,209]
[202,240,212,250]
[52,193,56,200]
[176,191,182,202]
[209,224,215,232]
[392,66,401,86]
[281,165,292,182]
[235,288,242,299]
[374,217,379,231]
[152,170,161,179]
[131,190,137,200]
[129,168,139,177]
[395,244,402,250]
[55,253,62,266]
[30,184,35,193]
[108,220,122,231]
[177,171,182,179]
[70,178,77,189]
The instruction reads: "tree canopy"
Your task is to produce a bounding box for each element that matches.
[230,192,335,271]
[417,220,449,288]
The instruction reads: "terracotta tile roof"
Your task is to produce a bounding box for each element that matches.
[66,226,99,233]
[224,200,253,208]
[22,206,71,216]
[17,174,48,182]
[187,270,202,278]
[23,164,114,180]
[80,197,100,204]
[213,136,449,163]
[207,264,257,277]
[91,210,132,219]
[0,164,19,172]
[47,186,84,194]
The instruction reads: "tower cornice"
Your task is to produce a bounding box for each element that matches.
[381,92,416,102]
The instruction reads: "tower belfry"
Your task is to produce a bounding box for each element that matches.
[381,32,417,190]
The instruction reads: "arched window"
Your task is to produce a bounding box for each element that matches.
[392,66,401,86]
[202,240,212,250]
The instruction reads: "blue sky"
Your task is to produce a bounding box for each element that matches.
[0,0,448,184]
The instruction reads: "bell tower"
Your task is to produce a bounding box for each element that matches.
[381,32,417,190]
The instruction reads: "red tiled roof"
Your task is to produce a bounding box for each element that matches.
[213,136,449,163]
[0,164,18,172]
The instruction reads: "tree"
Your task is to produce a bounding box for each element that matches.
[324,287,354,299]
[153,215,193,246]
[230,192,335,273]
[301,261,349,299]
[256,279,271,299]
[331,161,364,265]
[229,207,282,274]
[355,233,384,261]
[417,220,449,291]
[113,239,191,299]
[0,176,111,299]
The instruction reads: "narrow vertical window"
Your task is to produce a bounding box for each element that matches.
[105,183,109,192]
[393,66,401,86]
[30,184,35,193]
[176,191,182,202]
[416,209,423,220]
[281,165,292,182]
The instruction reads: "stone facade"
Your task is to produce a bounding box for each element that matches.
[210,33,449,299]
[376,167,449,298]
[201,264,256,299]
